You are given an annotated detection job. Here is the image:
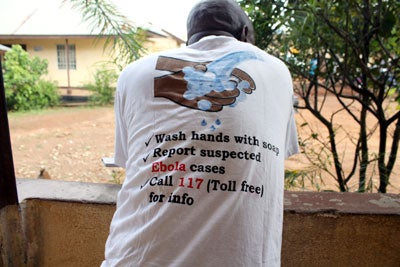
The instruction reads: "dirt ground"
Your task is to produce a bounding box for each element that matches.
[8,98,400,193]
[9,106,119,184]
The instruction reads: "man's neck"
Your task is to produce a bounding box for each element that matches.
[187,31,235,45]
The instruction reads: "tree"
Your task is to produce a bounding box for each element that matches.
[239,0,400,193]
[64,0,148,109]
[86,66,118,105]
[65,0,146,70]
[3,45,59,111]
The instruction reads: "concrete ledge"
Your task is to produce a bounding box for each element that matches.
[17,178,400,215]
[11,179,400,266]
[17,178,121,204]
[284,191,400,215]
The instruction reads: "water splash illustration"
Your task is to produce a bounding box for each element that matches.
[200,118,222,131]
[182,51,261,110]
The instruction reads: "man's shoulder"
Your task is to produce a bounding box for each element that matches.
[123,48,187,70]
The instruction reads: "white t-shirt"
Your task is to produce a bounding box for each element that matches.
[102,36,299,267]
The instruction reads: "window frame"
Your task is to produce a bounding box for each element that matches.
[56,44,76,70]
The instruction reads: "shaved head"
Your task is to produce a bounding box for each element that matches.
[186,0,254,45]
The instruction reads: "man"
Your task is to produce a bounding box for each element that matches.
[102,0,299,266]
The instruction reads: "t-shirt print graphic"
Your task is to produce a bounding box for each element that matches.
[154,51,261,112]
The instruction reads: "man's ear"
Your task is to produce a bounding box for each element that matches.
[240,26,249,43]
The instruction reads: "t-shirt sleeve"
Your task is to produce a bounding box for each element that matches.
[285,101,299,159]
[113,83,128,168]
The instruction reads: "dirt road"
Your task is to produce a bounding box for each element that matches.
[7,104,400,193]
[9,106,121,184]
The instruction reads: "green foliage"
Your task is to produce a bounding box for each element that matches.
[3,45,59,111]
[66,0,145,70]
[284,169,324,191]
[86,67,118,105]
[238,0,286,48]
[108,169,125,184]
[240,0,400,192]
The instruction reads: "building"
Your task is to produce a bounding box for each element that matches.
[0,0,184,96]
[0,44,11,62]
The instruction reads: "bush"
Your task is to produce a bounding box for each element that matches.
[86,67,118,105]
[3,45,59,111]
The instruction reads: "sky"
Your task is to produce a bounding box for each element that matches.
[0,0,201,40]
[113,0,201,39]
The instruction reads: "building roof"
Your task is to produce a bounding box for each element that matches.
[0,0,184,43]
[0,44,11,52]
[0,0,97,35]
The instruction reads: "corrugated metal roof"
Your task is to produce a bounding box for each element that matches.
[0,0,183,42]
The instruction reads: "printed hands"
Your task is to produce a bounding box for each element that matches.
[154,56,256,112]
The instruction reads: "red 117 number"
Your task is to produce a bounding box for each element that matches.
[178,177,204,189]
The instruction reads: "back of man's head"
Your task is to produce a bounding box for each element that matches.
[186,0,254,45]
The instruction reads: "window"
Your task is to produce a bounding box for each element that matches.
[56,44,76,69]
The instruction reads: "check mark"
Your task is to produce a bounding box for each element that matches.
[140,178,150,189]
[145,134,153,147]
[143,153,150,162]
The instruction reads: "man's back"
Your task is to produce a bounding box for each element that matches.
[103,35,298,266]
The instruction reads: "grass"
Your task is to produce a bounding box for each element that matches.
[7,105,113,118]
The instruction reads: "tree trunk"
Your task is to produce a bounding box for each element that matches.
[358,101,369,192]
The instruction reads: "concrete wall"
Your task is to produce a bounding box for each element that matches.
[1,179,399,266]
[282,192,400,266]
